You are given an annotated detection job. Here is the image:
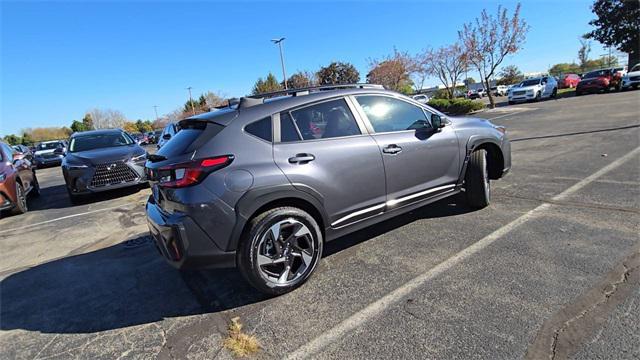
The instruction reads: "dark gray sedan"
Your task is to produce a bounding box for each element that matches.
[62,129,147,203]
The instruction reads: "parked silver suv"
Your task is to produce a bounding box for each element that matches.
[145,84,511,294]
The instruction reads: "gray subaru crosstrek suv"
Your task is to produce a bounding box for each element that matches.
[145,84,511,295]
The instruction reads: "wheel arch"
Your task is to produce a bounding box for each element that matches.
[228,184,328,251]
[464,137,505,181]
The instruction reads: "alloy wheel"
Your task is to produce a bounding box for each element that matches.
[256,218,315,286]
[16,183,27,211]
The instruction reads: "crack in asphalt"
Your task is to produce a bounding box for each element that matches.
[526,248,640,360]
[549,262,632,360]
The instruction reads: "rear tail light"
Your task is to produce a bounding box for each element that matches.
[156,155,234,188]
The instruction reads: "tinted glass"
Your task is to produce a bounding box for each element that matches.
[245,117,272,142]
[289,98,360,140]
[280,112,301,142]
[356,95,430,133]
[1,143,14,161]
[520,79,541,86]
[157,122,224,157]
[583,70,608,79]
[37,142,62,151]
[69,133,133,152]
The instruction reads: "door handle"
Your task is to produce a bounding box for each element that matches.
[288,153,315,164]
[383,145,402,154]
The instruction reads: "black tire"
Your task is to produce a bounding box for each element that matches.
[535,91,542,102]
[30,172,40,197]
[465,149,490,209]
[10,182,28,215]
[508,100,514,105]
[237,207,323,295]
[551,88,557,98]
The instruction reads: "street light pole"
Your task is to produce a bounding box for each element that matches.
[271,37,288,89]
[186,87,195,115]
[153,105,159,121]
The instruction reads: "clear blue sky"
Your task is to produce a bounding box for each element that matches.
[1,0,610,136]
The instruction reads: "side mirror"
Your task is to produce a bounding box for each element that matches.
[432,114,445,129]
[162,134,171,140]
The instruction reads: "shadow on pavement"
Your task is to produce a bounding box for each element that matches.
[28,183,149,212]
[0,194,473,334]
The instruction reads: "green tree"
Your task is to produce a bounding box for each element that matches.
[82,113,94,130]
[316,62,360,85]
[135,119,153,133]
[497,65,525,85]
[3,134,22,145]
[70,120,87,133]
[548,63,581,77]
[21,132,34,146]
[284,71,316,89]
[586,0,640,67]
[252,73,283,95]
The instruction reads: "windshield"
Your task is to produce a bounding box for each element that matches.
[583,70,608,79]
[37,142,62,151]
[519,79,540,87]
[69,133,134,152]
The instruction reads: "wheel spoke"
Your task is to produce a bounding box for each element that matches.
[257,254,286,266]
[277,266,291,283]
[268,223,281,242]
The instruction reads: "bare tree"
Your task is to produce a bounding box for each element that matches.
[418,43,468,99]
[458,3,529,108]
[578,37,591,72]
[88,108,128,129]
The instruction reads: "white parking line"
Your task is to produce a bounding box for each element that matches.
[287,146,640,359]
[0,204,136,235]
[484,109,527,121]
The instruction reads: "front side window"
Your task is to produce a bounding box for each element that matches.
[287,98,360,140]
[355,95,431,133]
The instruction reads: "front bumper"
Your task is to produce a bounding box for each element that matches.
[146,196,236,269]
[65,160,147,195]
[622,77,640,88]
[35,156,63,167]
[577,82,607,93]
[508,92,535,102]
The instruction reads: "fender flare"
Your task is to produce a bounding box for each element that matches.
[227,183,328,251]
[456,136,504,186]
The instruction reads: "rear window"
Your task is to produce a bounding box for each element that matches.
[157,121,224,157]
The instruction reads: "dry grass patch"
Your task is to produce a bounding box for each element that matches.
[223,317,260,357]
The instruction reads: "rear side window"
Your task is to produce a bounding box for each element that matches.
[245,117,272,142]
[157,121,224,157]
[287,98,360,140]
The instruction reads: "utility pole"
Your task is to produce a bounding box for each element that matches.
[271,37,288,89]
[186,87,195,115]
[153,105,159,121]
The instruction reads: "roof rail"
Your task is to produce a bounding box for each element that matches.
[246,83,385,99]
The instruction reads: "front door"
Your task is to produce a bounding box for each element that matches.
[272,98,387,228]
[352,95,460,207]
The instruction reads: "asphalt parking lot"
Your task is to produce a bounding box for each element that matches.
[1,90,639,359]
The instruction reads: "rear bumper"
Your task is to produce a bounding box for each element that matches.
[622,78,640,88]
[146,196,236,270]
[35,157,63,167]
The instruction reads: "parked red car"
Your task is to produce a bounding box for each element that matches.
[558,74,581,88]
[576,68,621,95]
[0,141,40,215]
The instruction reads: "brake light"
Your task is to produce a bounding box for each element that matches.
[157,155,234,188]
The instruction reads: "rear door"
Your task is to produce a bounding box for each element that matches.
[272,97,387,228]
[351,94,460,207]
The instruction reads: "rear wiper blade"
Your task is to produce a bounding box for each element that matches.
[147,154,166,163]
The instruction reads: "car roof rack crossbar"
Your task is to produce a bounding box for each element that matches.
[246,83,384,99]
